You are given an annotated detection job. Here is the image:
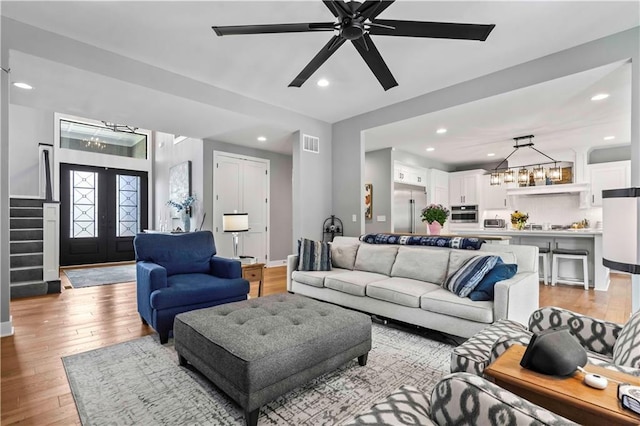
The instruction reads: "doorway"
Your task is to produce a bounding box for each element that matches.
[60,163,148,266]
[213,152,269,262]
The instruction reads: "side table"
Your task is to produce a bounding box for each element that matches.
[484,344,640,425]
[242,263,265,297]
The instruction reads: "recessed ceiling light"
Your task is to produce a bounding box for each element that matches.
[591,93,609,101]
[13,82,33,90]
[603,136,615,140]
[317,79,329,87]
[257,136,267,142]
[436,128,447,134]
[487,153,495,157]
[426,147,435,152]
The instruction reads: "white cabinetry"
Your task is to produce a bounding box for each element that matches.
[588,161,630,206]
[394,162,427,187]
[482,174,509,209]
[428,169,449,206]
[449,171,482,205]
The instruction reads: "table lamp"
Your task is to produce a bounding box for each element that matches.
[222,212,249,259]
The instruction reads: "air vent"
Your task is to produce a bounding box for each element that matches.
[303,134,319,153]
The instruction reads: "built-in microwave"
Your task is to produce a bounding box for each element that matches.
[451,205,479,223]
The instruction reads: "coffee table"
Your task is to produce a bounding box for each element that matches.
[484,344,640,425]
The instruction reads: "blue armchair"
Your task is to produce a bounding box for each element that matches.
[134,231,249,343]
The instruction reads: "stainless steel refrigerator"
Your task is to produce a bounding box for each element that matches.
[393,182,428,234]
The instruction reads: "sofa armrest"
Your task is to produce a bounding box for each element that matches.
[430,373,577,425]
[528,307,622,357]
[286,254,298,292]
[493,272,539,326]
[210,256,242,279]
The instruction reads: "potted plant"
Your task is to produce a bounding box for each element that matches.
[421,204,450,235]
[167,194,197,232]
[510,210,529,230]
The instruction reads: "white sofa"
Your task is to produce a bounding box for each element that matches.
[287,236,539,338]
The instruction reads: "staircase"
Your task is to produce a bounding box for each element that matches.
[9,198,60,298]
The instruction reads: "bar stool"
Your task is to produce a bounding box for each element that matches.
[538,244,550,285]
[551,246,589,290]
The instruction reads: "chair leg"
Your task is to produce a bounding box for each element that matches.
[583,257,589,290]
[159,331,169,344]
[140,316,148,325]
[551,255,558,286]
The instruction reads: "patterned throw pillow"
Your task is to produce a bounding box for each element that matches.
[468,259,518,301]
[297,238,332,271]
[445,255,500,298]
[612,310,640,368]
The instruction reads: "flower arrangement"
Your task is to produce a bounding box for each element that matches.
[167,194,196,215]
[421,204,450,225]
[510,210,529,230]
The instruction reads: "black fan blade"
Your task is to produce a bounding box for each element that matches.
[357,1,395,19]
[322,1,351,18]
[289,35,347,88]
[351,34,398,91]
[212,22,335,36]
[369,19,495,41]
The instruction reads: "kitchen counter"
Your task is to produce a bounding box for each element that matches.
[455,228,609,291]
[454,229,602,238]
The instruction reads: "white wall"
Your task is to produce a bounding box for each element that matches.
[8,105,53,196]
[1,3,13,335]
[153,133,204,231]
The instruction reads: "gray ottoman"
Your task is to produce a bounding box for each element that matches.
[173,293,372,426]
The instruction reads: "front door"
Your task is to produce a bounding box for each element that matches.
[60,163,148,266]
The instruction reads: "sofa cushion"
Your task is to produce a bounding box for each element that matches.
[447,250,516,281]
[150,273,249,310]
[366,277,441,308]
[330,242,359,270]
[612,310,640,369]
[390,246,450,285]
[297,238,331,271]
[291,268,349,288]
[468,259,518,301]
[354,244,399,276]
[421,289,493,323]
[325,271,389,297]
[445,255,500,298]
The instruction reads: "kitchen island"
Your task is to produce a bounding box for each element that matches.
[454,229,609,291]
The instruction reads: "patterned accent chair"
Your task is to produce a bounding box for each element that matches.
[134,231,250,343]
[451,306,640,377]
[346,372,576,425]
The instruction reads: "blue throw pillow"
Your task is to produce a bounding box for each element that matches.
[445,255,500,298]
[468,259,518,301]
[297,238,332,271]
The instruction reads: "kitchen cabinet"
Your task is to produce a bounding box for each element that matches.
[428,168,449,206]
[482,174,510,209]
[588,161,630,207]
[394,162,427,187]
[449,171,482,205]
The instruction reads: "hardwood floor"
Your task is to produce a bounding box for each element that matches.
[0,266,632,425]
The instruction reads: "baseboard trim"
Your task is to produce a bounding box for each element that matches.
[1,316,14,337]
[267,259,287,268]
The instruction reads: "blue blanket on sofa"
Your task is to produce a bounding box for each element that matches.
[359,233,485,250]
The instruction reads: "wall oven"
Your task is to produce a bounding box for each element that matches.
[451,205,479,223]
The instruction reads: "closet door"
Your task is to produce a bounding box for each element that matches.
[213,152,269,262]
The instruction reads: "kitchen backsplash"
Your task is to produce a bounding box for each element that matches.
[481,193,602,227]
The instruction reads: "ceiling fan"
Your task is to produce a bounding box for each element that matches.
[212,0,495,91]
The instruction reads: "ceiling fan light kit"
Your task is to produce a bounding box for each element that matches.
[489,135,563,186]
[212,0,495,90]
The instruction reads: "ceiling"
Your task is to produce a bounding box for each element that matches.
[3,1,639,163]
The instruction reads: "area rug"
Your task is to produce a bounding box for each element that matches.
[63,264,136,288]
[62,323,454,425]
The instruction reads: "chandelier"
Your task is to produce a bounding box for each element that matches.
[83,136,106,150]
[101,121,138,133]
[489,135,562,186]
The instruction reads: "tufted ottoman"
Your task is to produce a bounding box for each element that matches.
[173,293,372,426]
